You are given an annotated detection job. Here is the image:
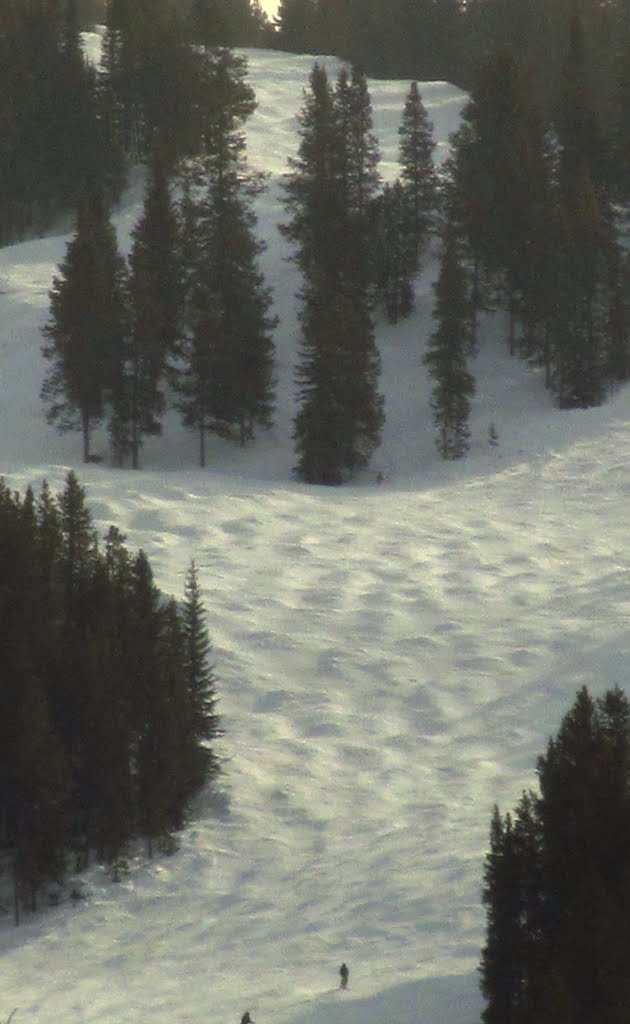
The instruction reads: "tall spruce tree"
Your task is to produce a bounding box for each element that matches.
[173,48,276,461]
[182,561,221,789]
[424,222,475,459]
[293,290,384,484]
[373,180,415,323]
[398,80,439,269]
[283,63,384,484]
[282,63,342,291]
[550,162,620,407]
[126,140,181,467]
[334,64,381,297]
[128,548,172,856]
[41,193,129,462]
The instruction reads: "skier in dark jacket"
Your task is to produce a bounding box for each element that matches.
[241,1013,254,1024]
[339,963,349,989]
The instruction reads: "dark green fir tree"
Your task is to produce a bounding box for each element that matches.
[174,48,275,461]
[398,80,438,269]
[424,222,475,459]
[283,62,384,483]
[41,193,129,462]
[127,139,182,467]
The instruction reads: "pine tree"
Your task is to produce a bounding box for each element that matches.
[127,140,181,467]
[424,222,475,459]
[276,0,317,52]
[557,5,609,202]
[181,561,221,790]
[398,80,438,269]
[293,290,384,483]
[480,807,521,1024]
[41,193,129,462]
[372,180,415,323]
[182,561,220,748]
[85,525,134,863]
[128,548,171,855]
[480,685,630,1023]
[102,0,203,165]
[283,63,384,483]
[174,48,275,459]
[550,162,618,408]
[282,62,344,292]
[14,666,71,917]
[448,51,553,353]
[334,64,381,297]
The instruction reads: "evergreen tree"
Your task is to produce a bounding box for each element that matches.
[86,525,134,862]
[424,222,475,459]
[334,64,381,298]
[282,63,341,291]
[126,140,181,467]
[557,5,609,202]
[189,0,262,46]
[283,63,384,484]
[174,48,276,460]
[480,685,630,1023]
[41,193,129,462]
[100,0,199,165]
[398,81,439,269]
[480,807,522,1024]
[14,667,71,917]
[55,472,101,841]
[293,290,384,484]
[128,548,172,855]
[275,0,317,52]
[550,162,619,408]
[53,0,116,206]
[181,561,221,790]
[0,475,220,904]
[182,562,220,746]
[372,180,415,323]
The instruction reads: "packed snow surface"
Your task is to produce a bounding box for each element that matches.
[2,45,629,1024]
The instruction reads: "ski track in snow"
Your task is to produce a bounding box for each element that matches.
[2,44,629,1024]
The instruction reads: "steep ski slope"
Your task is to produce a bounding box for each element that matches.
[2,47,630,1024]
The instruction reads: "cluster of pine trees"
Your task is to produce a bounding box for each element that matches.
[443,14,630,418]
[0,0,121,245]
[0,473,220,922]
[12,0,630,477]
[281,66,445,480]
[274,0,630,113]
[41,45,276,468]
[480,686,630,1023]
[39,31,440,479]
[0,0,272,247]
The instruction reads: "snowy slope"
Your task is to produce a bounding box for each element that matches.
[3,46,630,1024]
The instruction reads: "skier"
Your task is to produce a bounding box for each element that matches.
[339,963,349,989]
[241,1013,254,1024]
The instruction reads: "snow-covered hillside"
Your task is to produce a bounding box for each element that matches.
[3,45,630,1024]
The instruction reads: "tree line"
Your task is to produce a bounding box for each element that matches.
[0,473,220,923]
[41,44,276,469]
[480,685,630,1023]
[274,0,630,117]
[7,0,630,479]
[38,46,438,479]
[0,0,272,247]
